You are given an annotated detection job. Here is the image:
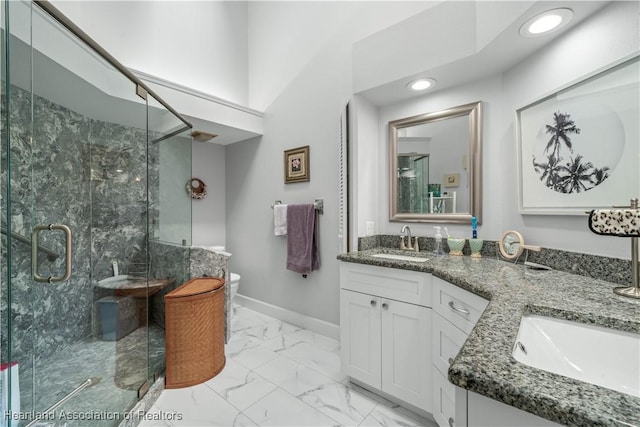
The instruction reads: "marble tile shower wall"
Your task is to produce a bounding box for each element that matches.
[190,247,232,341]
[148,241,191,328]
[0,85,159,368]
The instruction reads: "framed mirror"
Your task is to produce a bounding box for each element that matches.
[389,101,482,224]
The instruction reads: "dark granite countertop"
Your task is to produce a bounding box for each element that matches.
[337,248,640,427]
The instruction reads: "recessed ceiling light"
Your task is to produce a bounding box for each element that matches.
[407,78,437,91]
[519,8,573,38]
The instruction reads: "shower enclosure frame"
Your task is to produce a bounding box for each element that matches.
[32,1,190,131]
[1,0,193,423]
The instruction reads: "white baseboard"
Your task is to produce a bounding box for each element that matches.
[235,294,339,341]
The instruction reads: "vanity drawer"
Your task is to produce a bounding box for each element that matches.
[432,313,468,377]
[340,262,432,307]
[433,368,461,427]
[432,277,488,334]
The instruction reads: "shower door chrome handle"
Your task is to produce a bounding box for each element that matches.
[32,224,72,283]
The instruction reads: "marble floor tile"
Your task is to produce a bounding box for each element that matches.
[225,333,263,358]
[261,330,310,353]
[243,389,339,426]
[359,403,438,427]
[278,341,346,382]
[231,343,280,370]
[233,413,259,427]
[285,328,341,352]
[153,383,242,426]
[205,359,277,410]
[253,355,335,396]
[149,305,433,427]
[239,319,301,342]
[350,383,438,427]
[298,381,378,426]
[232,307,275,332]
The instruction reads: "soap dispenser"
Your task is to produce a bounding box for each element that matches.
[433,226,444,255]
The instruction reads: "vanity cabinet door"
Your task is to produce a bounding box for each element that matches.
[433,368,458,427]
[340,289,382,387]
[432,313,468,377]
[381,299,432,412]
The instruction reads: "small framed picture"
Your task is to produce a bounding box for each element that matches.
[284,145,310,183]
[444,173,460,187]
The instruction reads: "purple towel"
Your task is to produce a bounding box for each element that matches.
[286,204,320,274]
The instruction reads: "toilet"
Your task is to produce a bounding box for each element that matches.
[229,273,240,319]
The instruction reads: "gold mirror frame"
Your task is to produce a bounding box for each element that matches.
[389,101,482,224]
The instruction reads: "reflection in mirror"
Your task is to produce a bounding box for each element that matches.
[389,101,482,224]
[397,153,429,213]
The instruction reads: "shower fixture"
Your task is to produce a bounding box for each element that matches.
[191,130,218,142]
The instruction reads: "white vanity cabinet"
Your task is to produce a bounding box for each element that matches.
[460,390,562,427]
[339,262,432,412]
[431,276,488,427]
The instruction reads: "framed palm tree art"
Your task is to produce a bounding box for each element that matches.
[516,55,639,214]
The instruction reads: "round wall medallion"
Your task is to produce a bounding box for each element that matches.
[187,178,207,200]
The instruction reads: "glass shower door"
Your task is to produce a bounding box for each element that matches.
[4,2,150,424]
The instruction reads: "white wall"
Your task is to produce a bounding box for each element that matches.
[52,0,249,106]
[351,95,380,243]
[362,1,638,259]
[227,2,441,325]
[247,1,436,111]
[226,41,350,325]
[192,142,226,247]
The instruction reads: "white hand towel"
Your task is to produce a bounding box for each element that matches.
[274,204,288,236]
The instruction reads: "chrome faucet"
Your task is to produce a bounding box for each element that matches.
[401,225,412,245]
[400,225,419,251]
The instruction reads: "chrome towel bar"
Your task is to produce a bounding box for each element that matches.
[271,199,324,215]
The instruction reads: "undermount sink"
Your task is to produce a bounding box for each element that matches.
[513,314,640,397]
[371,253,429,262]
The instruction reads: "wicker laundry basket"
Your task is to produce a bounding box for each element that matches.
[164,277,226,388]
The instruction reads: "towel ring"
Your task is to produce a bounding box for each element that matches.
[187,178,207,200]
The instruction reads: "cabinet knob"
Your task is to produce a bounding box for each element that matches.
[382,302,389,310]
[448,417,454,427]
[448,357,454,365]
[370,300,377,307]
